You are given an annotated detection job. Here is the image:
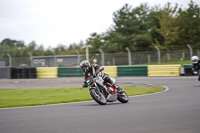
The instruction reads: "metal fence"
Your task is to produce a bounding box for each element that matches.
[0,49,200,67]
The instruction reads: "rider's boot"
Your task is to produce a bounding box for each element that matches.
[104,76,123,93]
[113,84,123,93]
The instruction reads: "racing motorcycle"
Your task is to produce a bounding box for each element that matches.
[193,70,200,81]
[84,66,129,105]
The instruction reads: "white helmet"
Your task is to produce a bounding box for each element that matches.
[191,56,199,64]
[80,60,91,72]
[93,58,97,63]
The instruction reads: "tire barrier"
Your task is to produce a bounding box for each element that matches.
[117,66,147,76]
[36,67,58,78]
[11,68,22,79]
[148,65,181,76]
[104,66,117,77]
[11,68,18,79]
[29,68,37,78]
[21,68,29,79]
[58,68,83,77]
[10,68,37,79]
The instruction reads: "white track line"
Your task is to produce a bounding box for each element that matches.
[0,86,169,110]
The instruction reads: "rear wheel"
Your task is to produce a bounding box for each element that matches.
[90,88,107,105]
[117,90,129,103]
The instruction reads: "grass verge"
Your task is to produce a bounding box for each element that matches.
[0,86,165,108]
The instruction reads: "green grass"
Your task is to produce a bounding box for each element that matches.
[0,86,165,108]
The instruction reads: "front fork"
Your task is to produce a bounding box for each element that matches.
[90,82,102,95]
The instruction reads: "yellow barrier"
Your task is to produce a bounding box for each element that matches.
[103,66,117,77]
[148,65,181,76]
[36,67,58,78]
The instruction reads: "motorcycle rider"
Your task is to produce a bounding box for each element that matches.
[191,55,200,81]
[80,60,122,92]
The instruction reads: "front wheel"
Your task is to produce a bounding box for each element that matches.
[90,88,107,105]
[117,90,129,103]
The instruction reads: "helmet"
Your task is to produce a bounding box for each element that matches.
[191,56,199,64]
[80,60,91,72]
[93,58,97,64]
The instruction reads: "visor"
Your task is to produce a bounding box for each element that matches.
[193,60,198,64]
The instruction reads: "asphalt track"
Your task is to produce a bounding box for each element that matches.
[0,76,200,133]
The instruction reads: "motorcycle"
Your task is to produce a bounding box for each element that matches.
[84,66,129,105]
[193,70,200,81]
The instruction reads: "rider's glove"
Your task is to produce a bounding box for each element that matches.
[82,83,88,88]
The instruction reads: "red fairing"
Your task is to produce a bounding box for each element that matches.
[105,83,117,95]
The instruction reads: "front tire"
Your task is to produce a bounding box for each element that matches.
[117,90,129,103]
[90,88,107,105]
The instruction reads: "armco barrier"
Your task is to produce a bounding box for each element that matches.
[148,65,181,76]
[58,68,83,77]
[0,67,12,79]
[104,66,117,77]
[36,67,58,78]
[117,66,147,76]
[2,65,192,79]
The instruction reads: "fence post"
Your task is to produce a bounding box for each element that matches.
[148,54,151,64]
[167,53,170,62]
[187,44,193,62]
[75,50,80,65]
[82,45,92,61]
[113,58,115,65]
[155,46,161,64]
[99,49,104,66]
[182,52,185,60]
[29,52,33,67]
[7,53,12,67]
[125,47,132,65]
[52,52,57,67]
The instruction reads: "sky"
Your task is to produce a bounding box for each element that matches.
[0,0,199,49]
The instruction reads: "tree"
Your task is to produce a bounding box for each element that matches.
[178,0,200,48]
[152,3,181,50]
[0,38,17,47]
[53,44,67,55]
[109,4,140,51]
[85,32,105,53]
[149,6,165,48]
[104,3,153,52]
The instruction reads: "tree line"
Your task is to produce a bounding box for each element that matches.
[0,0,199,58]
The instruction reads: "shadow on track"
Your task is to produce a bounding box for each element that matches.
[78,101,130,107]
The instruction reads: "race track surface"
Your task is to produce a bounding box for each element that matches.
[0,76,200,133]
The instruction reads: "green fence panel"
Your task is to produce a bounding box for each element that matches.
[58,68,84,77]
[117,66,148,77]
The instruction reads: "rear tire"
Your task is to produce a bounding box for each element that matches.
[90,88,107,105]
[117,90,129,103]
